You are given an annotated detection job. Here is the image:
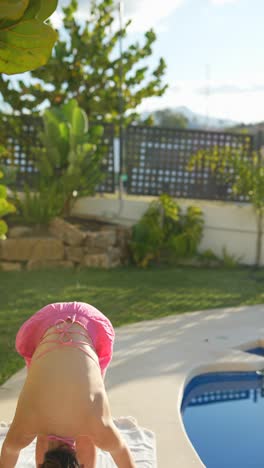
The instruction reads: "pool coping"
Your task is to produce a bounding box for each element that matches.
[107,304,264,467]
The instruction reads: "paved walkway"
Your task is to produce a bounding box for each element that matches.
[1,305,264,467]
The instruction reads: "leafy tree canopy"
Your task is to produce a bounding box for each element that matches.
[0,0,168,125]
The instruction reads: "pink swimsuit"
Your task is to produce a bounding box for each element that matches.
[16,301,115,374]
[33,318,100,368]
[15,301,115,450]
[47,434,76,451]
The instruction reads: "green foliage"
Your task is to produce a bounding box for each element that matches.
[0,0,167,125]
[0,0,58,234]
[188,142,264,266]
[130,194,204,267]
[188,144,262,207]
[0,167,16,239]
[0,0,58,74]
[16,100,104,225]
[199,249,219,262]
[16,183,64,226]
[0,144,18,188]
[221,247,242,269]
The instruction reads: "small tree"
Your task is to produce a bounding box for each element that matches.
[0,0,167,124]
[188,141,264,267]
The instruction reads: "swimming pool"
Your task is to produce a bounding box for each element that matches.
[181,371,264,468]
[246,347,264,357]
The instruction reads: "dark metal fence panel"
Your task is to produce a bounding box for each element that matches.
[125,125,254,202]
[95,123,115,193]
[0,114,116,193]
[2,115,258,202]
[1,114,42,187]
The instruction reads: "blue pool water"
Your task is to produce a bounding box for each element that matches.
[181,372,264,468]
[246,347,264,357]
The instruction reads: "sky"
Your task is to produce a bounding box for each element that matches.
[50,0,263,124]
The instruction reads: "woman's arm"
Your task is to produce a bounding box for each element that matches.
[83,388,136,468]
[76,437,97,468]
[93,421,136,468]
[35,435,48,466]
[0,442,19,468]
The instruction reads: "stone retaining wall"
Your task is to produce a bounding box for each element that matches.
[0,217,132,271]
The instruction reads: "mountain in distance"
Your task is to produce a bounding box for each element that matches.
[176,106,238,129]
[141,106,239,130]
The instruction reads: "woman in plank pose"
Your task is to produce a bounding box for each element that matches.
[0,302,135,468]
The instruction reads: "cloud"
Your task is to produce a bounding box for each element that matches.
[196,83,264,95]
[138,79,264,124]
[122,0,184,32]
[53,0,241,31]
[209,0,240,5]
[52,0,184,33]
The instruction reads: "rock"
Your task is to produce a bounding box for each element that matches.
[82,254,111,269]
[0,218,131,269]
[84,230,116,249]
[8,226,33,238]
[27,260,74,271]
[108,247,122,263]
[115,225,132,262]
[82,250,121,268]
[31,239,64,261]
[0,262,22,271]
[97,229,117,247]
[0,238,36,261]
[65,246,84,263]
[84,244,121,259]
[0,238,64,261]
[84,231,97,246]
[49,217,86,246]
[116,225,132,247]
[84,245,105,255]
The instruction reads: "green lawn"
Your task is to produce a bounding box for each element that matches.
[1,265,264,385]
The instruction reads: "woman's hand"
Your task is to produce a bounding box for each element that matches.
[0,424,35,468]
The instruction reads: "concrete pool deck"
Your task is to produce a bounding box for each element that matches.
[1,304,264,467]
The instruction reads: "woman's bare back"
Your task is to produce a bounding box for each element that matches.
[13,322,109,441]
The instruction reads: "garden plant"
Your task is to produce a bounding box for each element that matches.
[130,194,204,267]
[188,143,264,266]
[0,150,16,239]
[15,100,105,225]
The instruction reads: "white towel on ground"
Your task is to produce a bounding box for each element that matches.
[0,417,157,467]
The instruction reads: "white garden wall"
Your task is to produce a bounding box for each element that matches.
[71,194,262,266]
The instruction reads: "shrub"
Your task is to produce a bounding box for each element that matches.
[221,247,242,268]
[0,153,16,239]
[17,183,64,226]
[130,194,204,267]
